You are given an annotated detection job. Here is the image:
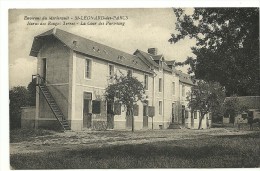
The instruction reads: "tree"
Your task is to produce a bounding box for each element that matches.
[105,72,145,132]
[188,80,226,129]
[27,78,36,106]
[9,86,29,129]
[169,8,259,96]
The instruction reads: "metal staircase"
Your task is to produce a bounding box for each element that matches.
[34,75,71,131]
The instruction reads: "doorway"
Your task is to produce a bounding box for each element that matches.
[143,100,148,128]
[42,58,47,82]
[83,92,92,128]
[181,105,185,125]
[107,102,114,129]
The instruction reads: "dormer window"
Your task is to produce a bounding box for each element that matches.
[118,55,124,61]
[132,59,138,65]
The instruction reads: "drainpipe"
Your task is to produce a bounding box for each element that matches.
[152,69,156,130]
[162,70,165,129]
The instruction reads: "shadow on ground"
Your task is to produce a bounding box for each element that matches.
[10,132,260,169]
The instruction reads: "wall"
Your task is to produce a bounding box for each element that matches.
[21,106,36,129]
[73,52,155,130]
[36,37,71,129]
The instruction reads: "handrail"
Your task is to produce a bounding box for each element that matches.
[32,74,46,85]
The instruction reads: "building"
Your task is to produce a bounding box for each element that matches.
[29,28,210,131]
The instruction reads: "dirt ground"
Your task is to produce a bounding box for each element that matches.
[10,128,257,155]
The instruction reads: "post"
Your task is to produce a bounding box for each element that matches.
[131,107,134,132]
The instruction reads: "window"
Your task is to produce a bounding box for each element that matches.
[144,75,148,90]
[159,101,162,115]
[92,100,101,114]
[85,59,91,79]
[159,78,162,92]
[182,85,185,97]
[172,82,175,95]
[185,110,189,119]
[172,103,175,115]
[127,70,132,77]
[108,64,114,83]
[172,103,175,122]
[194,111,197,119]
[109,65,114,77]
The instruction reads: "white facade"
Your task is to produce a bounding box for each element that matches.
[31,28,210,130]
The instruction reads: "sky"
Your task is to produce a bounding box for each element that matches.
[9,8,197,88]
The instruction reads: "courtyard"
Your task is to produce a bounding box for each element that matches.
[10,128,260,169]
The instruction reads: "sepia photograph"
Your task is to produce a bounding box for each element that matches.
[6,5,260,170]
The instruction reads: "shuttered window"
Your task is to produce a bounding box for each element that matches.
[133,104,139,116]
[194,111,197,119]
[148,106,155,117]
[159,101,162,115]
[92,100,101,114]
[144,75,148,90]
[85,59,92,79]
[185,110,188,119]
[159,78,162,92]
[114,103,121,115]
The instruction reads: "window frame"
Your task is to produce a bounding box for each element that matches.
[172,82,175,95]
[127,69,133,77]
[84,58,92,79]
[159,78,162,92]
[159,101,163,115]
[144,74,149,90]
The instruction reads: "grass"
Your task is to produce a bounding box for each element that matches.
[10,131,260,169]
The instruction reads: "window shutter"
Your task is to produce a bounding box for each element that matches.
[92,100,101,114]
[114,103,121,115]
[133,104,139,116]
[148,106,155,117]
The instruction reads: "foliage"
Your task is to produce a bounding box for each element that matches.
[188,80,226,129]
[9,86,29,129]
[169,8,259,96]
[10,79,37,129]
[27,78,36,106]
[104,72,145,131]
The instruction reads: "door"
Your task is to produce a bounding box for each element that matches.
[107,102,114,129]
[191,111,194,128]
[181,105,185,125]
[126,109,132,128]
[83,99,92,128]
[83,92,92,128]
[171,103,175,123]
[42,58,47,82]
[143,101,148,128]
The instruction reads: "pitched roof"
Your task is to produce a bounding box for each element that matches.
[134,50,172,72]
[176,71,195,85]
[30,28,153,74]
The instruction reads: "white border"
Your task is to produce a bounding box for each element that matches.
[1,1,259,171]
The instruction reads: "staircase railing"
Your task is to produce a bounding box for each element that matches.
[32,74,71,131]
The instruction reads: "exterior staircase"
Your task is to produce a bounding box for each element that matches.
[38,83,71,131]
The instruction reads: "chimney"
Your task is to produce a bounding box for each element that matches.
[148,48,158,55]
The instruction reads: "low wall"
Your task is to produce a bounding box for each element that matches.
[21,106,36,129]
